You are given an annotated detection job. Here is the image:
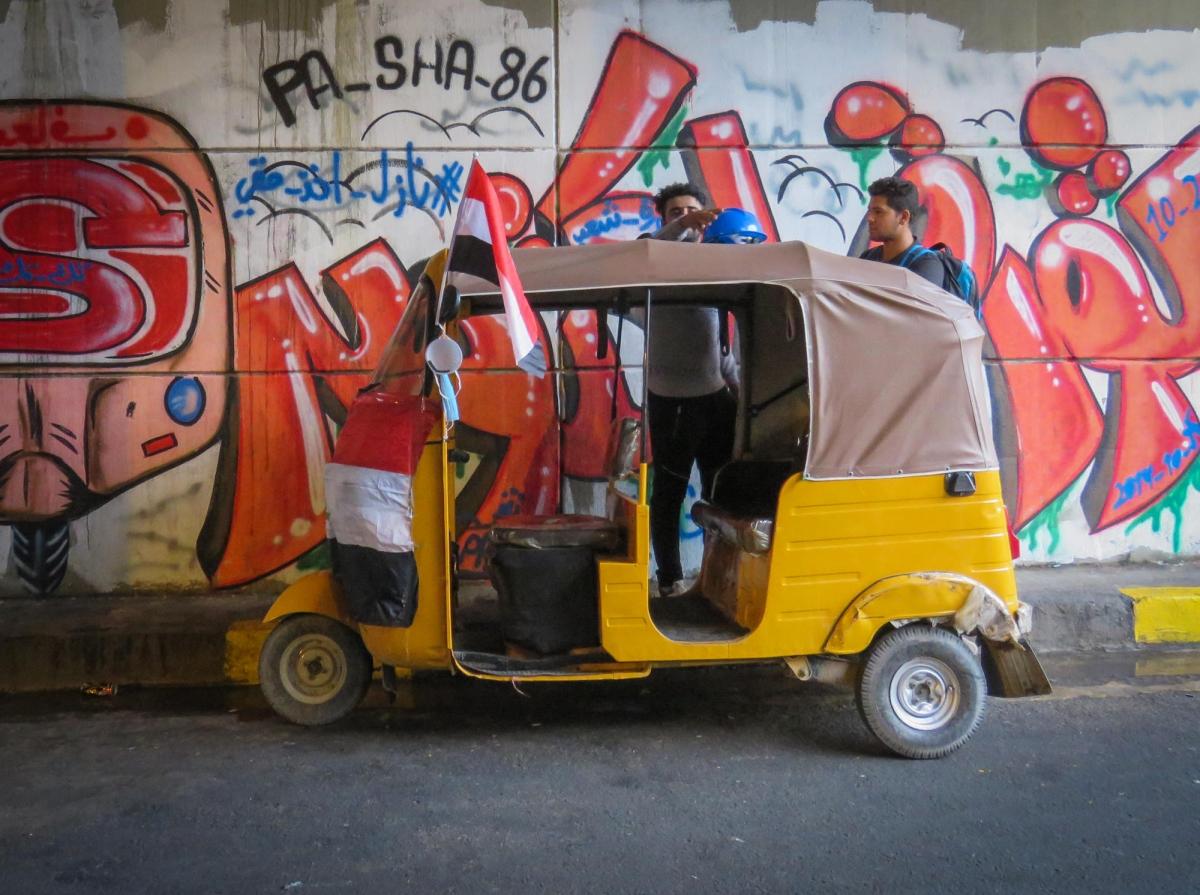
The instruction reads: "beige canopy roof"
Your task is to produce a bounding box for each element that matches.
[454,239,996,481]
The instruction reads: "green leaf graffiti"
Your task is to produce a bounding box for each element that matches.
[996,161,1056,201]
[296,539,332,571]
[1019,476,1084,555]
[1125,458,1200,553]
[848,144,886,191]
[636,105,690,187]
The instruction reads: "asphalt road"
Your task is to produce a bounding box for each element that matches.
[1,654,1198,895]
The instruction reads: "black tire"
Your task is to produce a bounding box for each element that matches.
[856,624,985,759]
[258,614,372,726]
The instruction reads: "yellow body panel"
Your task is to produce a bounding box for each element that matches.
[598,469,1016,662]
[264,570,354,627]
[268,442,1014,675]
[261,440,452,671]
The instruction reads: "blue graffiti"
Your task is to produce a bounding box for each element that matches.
[232,142,464,220]
[572,197,659,244]
[0,257,90,287]
[736,66,804,112]
[749,123,804,145]
[1142,172,1200,243]
[1118,89,1200,109]
[1112,412,1200,510]
[680,482,704,541]
[1114,59,1174,81]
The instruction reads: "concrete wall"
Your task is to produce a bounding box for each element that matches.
[1,0,1199,597]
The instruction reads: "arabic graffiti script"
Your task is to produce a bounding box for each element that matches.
[231,143,464,220]
[571,196,661,244]
[0,257,91,287]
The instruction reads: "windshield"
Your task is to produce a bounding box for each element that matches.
[372,278,431,394]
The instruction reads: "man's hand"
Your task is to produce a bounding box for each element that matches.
[676,208,720,232]
[651,206,722,242]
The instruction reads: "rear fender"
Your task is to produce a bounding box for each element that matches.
[263,571,355,628]
[824,572,1020,654]
[825,572,1050,697]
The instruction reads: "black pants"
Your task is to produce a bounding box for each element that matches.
[647,388,736,588]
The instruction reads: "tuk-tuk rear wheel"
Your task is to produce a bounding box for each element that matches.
[259,614,372,726]
[856,624,985,760]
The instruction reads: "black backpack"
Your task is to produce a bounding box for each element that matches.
[901,243,981,319]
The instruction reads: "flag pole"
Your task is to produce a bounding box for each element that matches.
[640,286,651,465]
[438,153,480,321]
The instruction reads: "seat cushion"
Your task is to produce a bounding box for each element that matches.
[691,502,774,555]
[487,514,622,551]
[711,459,797,518]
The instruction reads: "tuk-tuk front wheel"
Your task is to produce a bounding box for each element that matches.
[259,614,372,726]
[856,625,985,760]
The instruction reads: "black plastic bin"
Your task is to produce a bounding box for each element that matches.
[484,515,622,655]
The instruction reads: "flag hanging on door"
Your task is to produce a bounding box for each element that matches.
[324,390,439,627]
[445,159,546,377]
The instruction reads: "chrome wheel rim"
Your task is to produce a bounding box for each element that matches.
[279,634,347,705]
[889,657,960,731]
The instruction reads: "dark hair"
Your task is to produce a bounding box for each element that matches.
[653,182,707,217]
[867,176,921,220]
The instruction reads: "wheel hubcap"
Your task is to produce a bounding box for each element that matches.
[889,657,960,731]
[279,634,347,705]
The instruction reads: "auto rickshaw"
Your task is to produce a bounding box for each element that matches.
[257,238,1050,759]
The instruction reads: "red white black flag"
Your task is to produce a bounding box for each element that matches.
[324,391,438,627]
[446,160,546,377]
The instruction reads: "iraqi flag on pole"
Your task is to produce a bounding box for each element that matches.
[446,160,546,377]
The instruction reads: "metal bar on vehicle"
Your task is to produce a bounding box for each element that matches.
[610,305,624,421]
[640,287,651,464]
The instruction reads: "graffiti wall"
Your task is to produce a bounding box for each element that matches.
[0,0,1198,597]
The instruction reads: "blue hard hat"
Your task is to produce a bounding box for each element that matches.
[703,208,767,244]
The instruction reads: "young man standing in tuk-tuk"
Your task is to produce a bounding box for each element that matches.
[636,184,739,598]
[860,176,948,289]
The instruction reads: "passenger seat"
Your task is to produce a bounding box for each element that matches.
[690,459,798,554]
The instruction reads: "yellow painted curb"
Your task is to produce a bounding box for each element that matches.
[1121,587,1200,644]
[224,620,272,684]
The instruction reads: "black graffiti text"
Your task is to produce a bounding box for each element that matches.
[263,37,550,127]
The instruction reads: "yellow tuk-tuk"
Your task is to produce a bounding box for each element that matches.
[257,238,1049,759]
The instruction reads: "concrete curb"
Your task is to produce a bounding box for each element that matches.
[0,564,1197,693]
[1017,563,1200,654]
[0,593,274,694]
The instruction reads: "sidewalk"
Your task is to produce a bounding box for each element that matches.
[1,563,1197,693]
[0,590,276,694]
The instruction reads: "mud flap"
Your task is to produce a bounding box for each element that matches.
[981,638,1052,698]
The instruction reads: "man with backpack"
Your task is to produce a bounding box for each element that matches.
[859,176,981,316]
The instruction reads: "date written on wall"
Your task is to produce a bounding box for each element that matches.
[264,37,550,128]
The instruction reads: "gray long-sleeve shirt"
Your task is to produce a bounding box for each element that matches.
[634,219,739,398]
